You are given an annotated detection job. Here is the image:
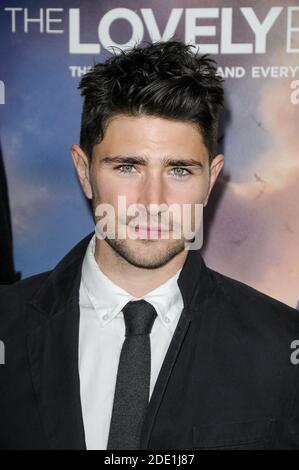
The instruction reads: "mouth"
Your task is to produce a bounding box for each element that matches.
[129,224,170,235]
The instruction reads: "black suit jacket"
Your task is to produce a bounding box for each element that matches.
[1,231,299,450]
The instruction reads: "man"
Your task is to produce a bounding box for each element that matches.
[0,40,299,450]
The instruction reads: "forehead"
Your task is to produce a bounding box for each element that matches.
[93,114,209,160]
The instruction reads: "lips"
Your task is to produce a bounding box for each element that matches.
[129,224,170,233]
[136,225,168,232]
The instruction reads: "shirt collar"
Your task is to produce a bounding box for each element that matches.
[80,232,184,332]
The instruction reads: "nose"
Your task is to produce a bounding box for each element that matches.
[137,172,167,217]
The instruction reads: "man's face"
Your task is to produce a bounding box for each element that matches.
[71,114,224,269]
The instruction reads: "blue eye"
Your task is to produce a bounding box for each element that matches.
[171,168,191,179]
[113,165,192,178]
[114,164,137,174]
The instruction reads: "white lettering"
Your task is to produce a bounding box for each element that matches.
[287,7,299,53]
[69,8,100,54]
[241,7,283,53]
[0,340,4,365]
[46,8,64,34]
[69,65,93,77]
[185,8,219,54]
[252,66,299,78]
[0,81,5,105]
[221,8,252,54]
[24,8,44,33]
[141,8,183,42]
[291,80,299,104]
[217,66,246,79]
[4,7,23,33]
[99,8,144,52]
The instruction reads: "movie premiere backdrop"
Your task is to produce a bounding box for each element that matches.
[0,1,298,308]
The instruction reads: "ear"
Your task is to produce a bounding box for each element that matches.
[71,144,93,200]
[203,154,225,207]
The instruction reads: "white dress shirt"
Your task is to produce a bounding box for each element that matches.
[78,232,184,450]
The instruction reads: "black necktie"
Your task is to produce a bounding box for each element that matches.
[106,299,158,450]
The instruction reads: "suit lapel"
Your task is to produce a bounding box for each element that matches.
[139,247,215,449]
[139,305,192,449]
[26,233,94,450]
[27,297,86,449]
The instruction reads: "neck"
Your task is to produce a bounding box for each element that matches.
[94,239,188,298]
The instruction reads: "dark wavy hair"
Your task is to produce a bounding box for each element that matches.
[78,40,224,163]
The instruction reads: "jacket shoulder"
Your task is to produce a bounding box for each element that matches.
[208,267,299,329]
[0,271,52,339]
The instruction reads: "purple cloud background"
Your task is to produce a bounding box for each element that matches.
[0,0,298,308]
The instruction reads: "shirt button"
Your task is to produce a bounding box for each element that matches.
[102,314,109,321]
[164,316,170,324]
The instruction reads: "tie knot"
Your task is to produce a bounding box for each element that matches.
[122,299,157,336]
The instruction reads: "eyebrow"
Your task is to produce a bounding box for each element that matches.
[100,155,204,169]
